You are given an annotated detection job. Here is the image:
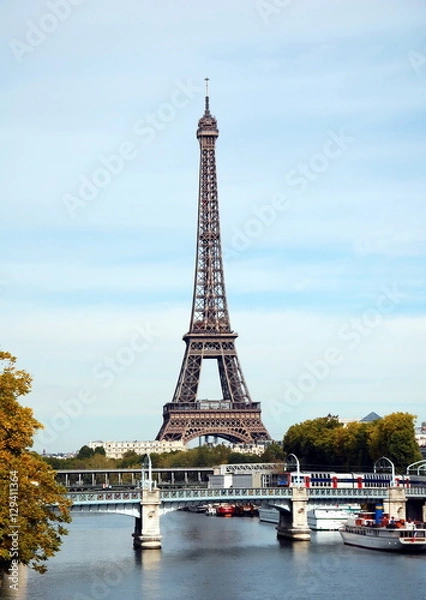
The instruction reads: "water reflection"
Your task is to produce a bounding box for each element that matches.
[13,511,426,600]
[136,547,162,570]
[278,538,310,553]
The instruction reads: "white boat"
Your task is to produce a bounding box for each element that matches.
[259,504,360,529]
[258,507,279,524]
[205,504,217,516]
[307,505,361,531]
[340,514,426,552]
[187,504,208,513]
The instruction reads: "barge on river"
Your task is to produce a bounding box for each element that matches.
[340,514,426,553]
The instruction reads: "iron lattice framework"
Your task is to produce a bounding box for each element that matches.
[156,84,271,445]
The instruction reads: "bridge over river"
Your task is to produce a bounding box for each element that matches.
[65,485,426,548]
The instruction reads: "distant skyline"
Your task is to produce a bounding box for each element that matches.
[1,1,425,452]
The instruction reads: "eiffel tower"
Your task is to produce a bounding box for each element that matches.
[156,81,271,445]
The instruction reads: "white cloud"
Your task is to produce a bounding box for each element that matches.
[1,0,425,452]
[11,308,425,451]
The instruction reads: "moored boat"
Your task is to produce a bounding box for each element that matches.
[187,504,208,513]
[205,504,217,516]
[258,507,279,524]
[259,504,361,529]
[216,504,236,517]
[340,514,426,552]
[234,503,258,517]
[307,504,361,531]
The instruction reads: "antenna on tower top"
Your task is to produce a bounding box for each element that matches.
[204,77,210,114]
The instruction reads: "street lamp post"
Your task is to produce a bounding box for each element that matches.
[374,456,396,486]
[142,453,153,491]
[287,453,302,487]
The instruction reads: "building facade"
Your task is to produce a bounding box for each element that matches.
[88,440,187,459]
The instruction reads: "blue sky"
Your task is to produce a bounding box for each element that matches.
[1,0,425,453]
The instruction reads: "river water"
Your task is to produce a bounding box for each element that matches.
[1,511,426,600]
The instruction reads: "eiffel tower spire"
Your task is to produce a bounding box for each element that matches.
[191,78,230,336]
[156,83,271,444]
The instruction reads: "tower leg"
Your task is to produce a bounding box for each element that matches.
[133,489,162,549]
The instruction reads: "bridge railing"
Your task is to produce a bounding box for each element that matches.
[405,486,426,497]
[65,486,426,505]
[307,488,389,500]
[161,486,426,501]
[65,490,142,504]
[308,487,426,499]
[160,487,292,501]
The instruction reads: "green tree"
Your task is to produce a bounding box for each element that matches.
[368,412,422,471]
[149,452,167,468]
[333,421,373,469]
[282,412,423,472]
[228,452,259,464]
[283,415,342,467]
[167,449,198,468]
[0,352,71,575]
[116,451,143,469]
[76,445,94,460]
[260,442,285,463]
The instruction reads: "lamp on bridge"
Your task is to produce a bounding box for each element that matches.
[374,456,396,486]
[141,453,153,491]
[287,453,303,488]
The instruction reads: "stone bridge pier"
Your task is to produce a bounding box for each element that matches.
[133,489,162,549]
[276,487,311,541]
[383,487,406,522]
[384,487,426,523]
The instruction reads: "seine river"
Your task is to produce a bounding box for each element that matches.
[2,511,426,600]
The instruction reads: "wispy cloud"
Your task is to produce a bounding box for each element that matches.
[1,0,425,451]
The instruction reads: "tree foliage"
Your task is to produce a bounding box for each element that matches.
[76,445,94,460]
[116,450,141,469]
[282,415,342,466]
[43,443,282,472]
[0,352,71,575]
[367,412,422,470]
[283,412,421,472]
[257,442,284,463]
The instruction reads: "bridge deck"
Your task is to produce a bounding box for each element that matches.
[65,486,426,507]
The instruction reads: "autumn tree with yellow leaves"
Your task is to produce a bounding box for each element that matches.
[0,351,71,580]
